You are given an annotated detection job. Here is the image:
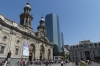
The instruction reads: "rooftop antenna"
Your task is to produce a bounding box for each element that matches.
[42,14,43,17]
[28,0,30,2]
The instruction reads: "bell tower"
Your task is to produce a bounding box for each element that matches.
[37,16,46,37]
[20,2,33,29]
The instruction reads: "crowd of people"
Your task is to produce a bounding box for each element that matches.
[16,59,67,66]
[0,58,68,66]
[0,58,99,66]
[75,58,92,66]
[0,60,8,66]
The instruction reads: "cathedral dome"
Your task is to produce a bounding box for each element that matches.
[40,16,45,21]
[25,2,31,8]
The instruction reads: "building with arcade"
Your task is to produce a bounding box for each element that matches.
[69,40,100,61]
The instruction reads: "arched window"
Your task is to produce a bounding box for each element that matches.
[30,44,35,52]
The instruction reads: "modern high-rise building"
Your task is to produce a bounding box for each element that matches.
[60,32,64,50]
[45,13,61,51]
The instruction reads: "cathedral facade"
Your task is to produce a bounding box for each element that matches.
[0,2,53,62]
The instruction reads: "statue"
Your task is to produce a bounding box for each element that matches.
[7,51,11,58]
[6,50,11,61]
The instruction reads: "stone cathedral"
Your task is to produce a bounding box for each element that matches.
[0,2,53,61]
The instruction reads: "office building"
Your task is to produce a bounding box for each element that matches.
[45,13,61,51]
[60,32,64,51]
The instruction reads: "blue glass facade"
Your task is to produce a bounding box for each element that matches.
[45,13,61,51]
[60,32,64,50]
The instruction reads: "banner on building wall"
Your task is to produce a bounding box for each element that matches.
[23,43,30,56]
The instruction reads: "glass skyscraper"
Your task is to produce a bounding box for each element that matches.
[60,32,64,50]
[45,13,61,51]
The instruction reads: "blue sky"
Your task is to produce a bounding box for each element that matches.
[0,0,100,45]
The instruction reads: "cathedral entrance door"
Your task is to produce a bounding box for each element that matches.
[85,51,90,60]
[29,52,32,61]
[40,53,42,60]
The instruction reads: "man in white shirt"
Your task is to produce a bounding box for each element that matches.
[3,61,7,66]
[61,61,64,66]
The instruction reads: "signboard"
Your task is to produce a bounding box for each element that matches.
[23,43,30,56]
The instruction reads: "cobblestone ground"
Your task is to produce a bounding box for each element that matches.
[29,62,100,66]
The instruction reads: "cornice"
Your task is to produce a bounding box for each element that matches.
[0,18,53,46]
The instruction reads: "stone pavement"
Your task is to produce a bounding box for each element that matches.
[29,62,100,66]
[70,62,100,66]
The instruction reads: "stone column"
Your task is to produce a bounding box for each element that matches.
[90,51,93,60]
[70,52,72,61]
[50,48,53,60]
[20,37,24,58]
[28,18,29,26]
[83,51,86,60]
[91,51,94,60]
[93,51,96,59]
[35,43,40,60]
[34,51,35,60]
[32,52,34,60]
[9,34,16,57]
[35,49,38,60]
[24,18,26,25]
[82,52,85,60]
[45,47,48,60]
[96,50,99,57]
[42,51,44,60]
[78,52,81,60]
[46,49,47,60]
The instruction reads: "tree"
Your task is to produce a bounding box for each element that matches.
[65,54,70,60]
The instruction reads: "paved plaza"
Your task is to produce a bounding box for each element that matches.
[29,62,100,66]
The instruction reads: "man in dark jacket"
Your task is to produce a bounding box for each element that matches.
[75,60,79,66]
[45,60,49,66]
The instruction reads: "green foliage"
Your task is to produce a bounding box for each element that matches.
[65,54,70,60]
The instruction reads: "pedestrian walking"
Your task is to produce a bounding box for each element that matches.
[61,61,64,66]
[87,60,89,64]
[45,60,49,66]
[75,60,79,66]
[80,58,86,66]
[23,61,25,66]
[25,59,27,66]
[0,60,5,66]
[20,60,23,66]
[3,61,7,66]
